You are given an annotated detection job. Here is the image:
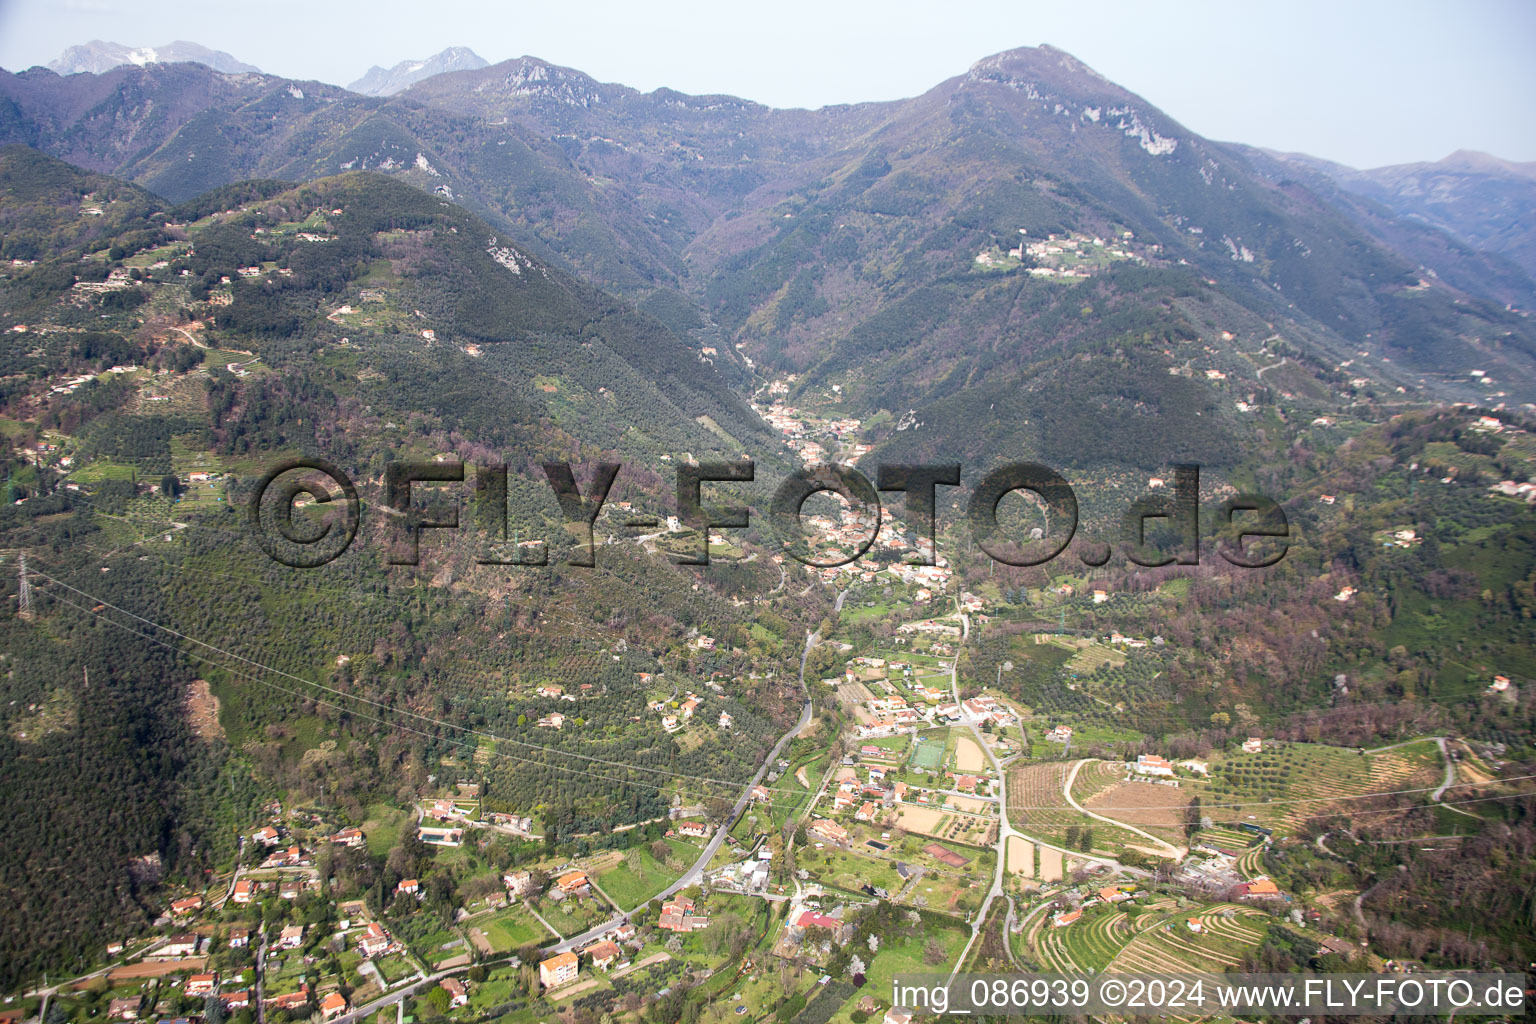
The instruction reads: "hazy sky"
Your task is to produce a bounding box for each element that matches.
[2,0,1533,168]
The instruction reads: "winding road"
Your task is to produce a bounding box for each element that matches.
[1062,758,1185,859]
[547,626,818,954]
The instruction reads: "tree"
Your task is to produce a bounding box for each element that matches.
[160,473,182,499]
[424,987,449,1015]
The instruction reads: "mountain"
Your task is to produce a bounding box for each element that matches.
[0,145,809,986]
[1240,147,1536,282]
[3,46,1536,462]
[45,39,260,77]
[347,46,488,96]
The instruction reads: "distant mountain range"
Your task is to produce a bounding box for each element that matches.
[1233,146,1536,282]
[45,40,260,76]
[347,46,488,96]
[5,43,1535,451]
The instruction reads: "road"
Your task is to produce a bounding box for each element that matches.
[548,625,819,954]
[1363,736,1458,803]
[1062,758,1185,859]
[944,605,1148,981]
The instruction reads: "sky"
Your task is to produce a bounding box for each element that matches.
[1,0,1533,168]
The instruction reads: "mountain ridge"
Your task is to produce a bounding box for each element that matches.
[44,39,260,76]
[346,46,488,97]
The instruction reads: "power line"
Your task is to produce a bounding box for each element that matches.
[28,567,769,793]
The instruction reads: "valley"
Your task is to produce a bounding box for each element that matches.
[0,33,1533,1024]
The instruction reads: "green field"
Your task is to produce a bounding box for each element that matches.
[476,907,548,951]
[595,838,697,908]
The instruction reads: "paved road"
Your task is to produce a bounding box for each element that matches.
[944,605,1146,981]
[548,628,818,954]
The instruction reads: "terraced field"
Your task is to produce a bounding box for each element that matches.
[1104,903,1268,975]
[1008,762,1150,854]
[1028,898,1269,983]
[1202,742,1445,835]
[1048,908,1133,971]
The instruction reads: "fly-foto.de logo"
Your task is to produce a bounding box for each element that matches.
[247,458,1289,571]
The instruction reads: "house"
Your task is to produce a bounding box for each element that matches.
[809,817,850,844]
[279,878,302,900]
[359,922,392,957]
[1490,675,1512,692]
[1044,725,1073,744]
[952,774,978,794]
[611,921,637,942]
[163,933,199,956]
[418,825,463,846]
[661,714,680,732]
[1092,589,1108,604]
[220,992,250,1011]
[278,923,304,948]
[892,781,908,803]
[795,910,842,935]
[855,801,877,822]
[659,896,710,932]
[556,870,590,895]
[320,992,348,1019]
[1132,754,1175,778]
[232,879,256,904]
[750,784,771,802]
[1237,877,1282,900]
[108,998,140,1020]
[253,826,280,845]
[267,987,310,1011]
[395,878,421,897]
[536,713,565,729]
[504,870,533,895]
[676,820,709,839]
[536,684,563,698]
[1099,886,1130,903]
[585,940,622,969]
[186,974,217,997]
[884,1010,914,1024]
[439,979,468,1007]
[330,827,365,848]
[718,711,733,729]
[1187,918,1204,933]
[1052,909,1082,927]
[227,930,251,949]
[680,698,700,719]
[1242,737,1263,754]
[539,951,580,989]
[170,895,204,916]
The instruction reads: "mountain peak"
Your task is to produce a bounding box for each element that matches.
[45,40,259,76]
[346,47,489,97]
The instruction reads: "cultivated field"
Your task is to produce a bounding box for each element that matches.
[1007,762,1145,853]
[954,736,986,772]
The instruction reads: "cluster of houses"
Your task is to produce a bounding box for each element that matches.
[1051,884,1139,927]
[647,686,736,734]
[851,688,1014,740]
